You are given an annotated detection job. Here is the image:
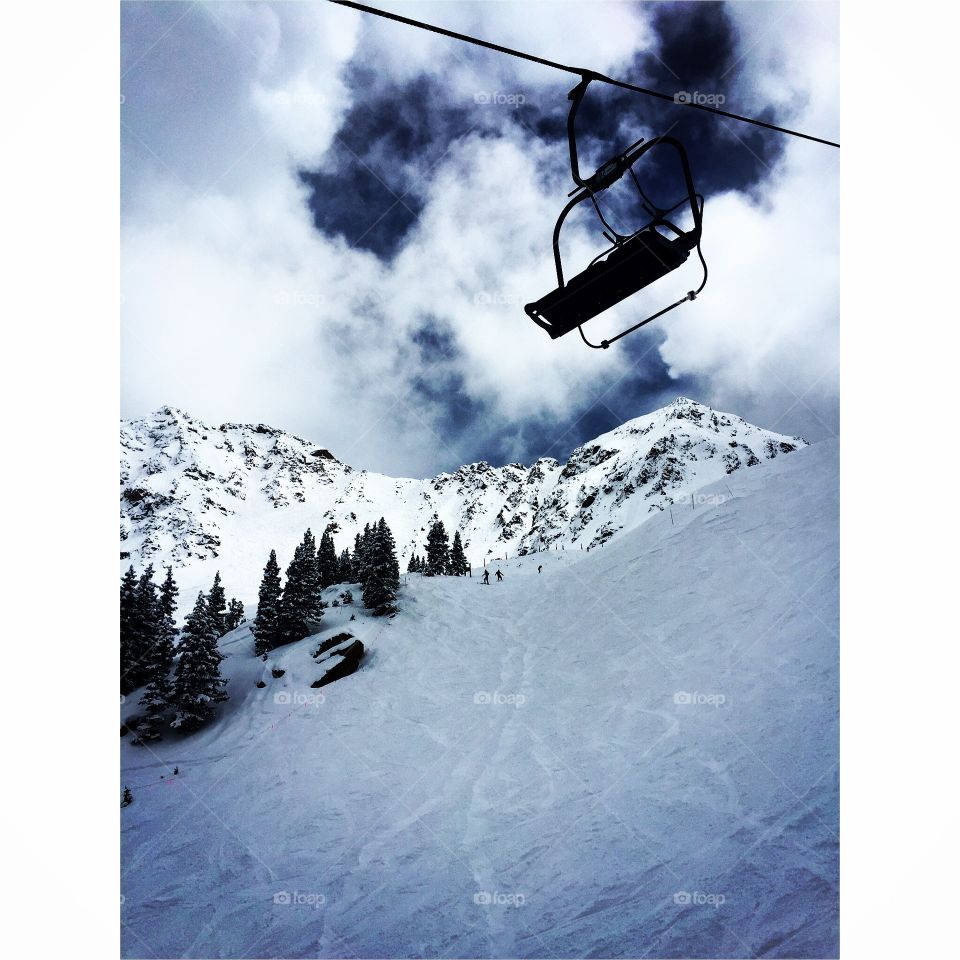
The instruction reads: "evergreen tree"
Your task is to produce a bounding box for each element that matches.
[172,592,228,731]
[338,548,352,583]
[425,520,450,576]
[121,786,133,807]
[353,533,363,580]
[356,524,373,585]
[253,550,282,657]
[207,571,227,637]
[127,565,163,691]
[317,530,339,589]
[407,552,419,573]
[301,528,324,623]
[278,531,324,645]
[120,565,141,695]
[159,565,179,623]
[363,518,400,612]
[134,597,176,744]
[449,531,468,576]
[224,598,245,632]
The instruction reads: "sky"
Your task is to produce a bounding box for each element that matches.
[121,0,839,477]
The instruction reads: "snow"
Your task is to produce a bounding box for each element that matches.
[120,398,806,616]
[121,437,838,958]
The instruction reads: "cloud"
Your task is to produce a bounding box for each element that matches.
[121,0,839,473]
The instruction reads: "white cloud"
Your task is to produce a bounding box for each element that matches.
[121,0,840,471]
[656,1,840,438]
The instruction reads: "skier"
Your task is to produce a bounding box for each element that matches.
[173,766,179,776]
[495,569,504,582]
[482,569,490,585]
[538,564,542,574]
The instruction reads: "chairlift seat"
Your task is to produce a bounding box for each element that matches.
[525,228,692,340]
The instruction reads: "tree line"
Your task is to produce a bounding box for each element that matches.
[407,520,469,576]
[252,520,400,656]
[121,516,470,741]
[121,566,241,742]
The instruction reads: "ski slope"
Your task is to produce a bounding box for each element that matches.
[121,438,838,959]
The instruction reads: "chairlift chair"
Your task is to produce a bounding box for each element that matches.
[525,73,707,348]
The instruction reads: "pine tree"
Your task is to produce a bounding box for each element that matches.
[207,571,227,637]
[134,599,176,744]
[356,524,372,585]
[277,531,324,646]
[120,565,141,695]
[317,530,339,589]
[224,598,245,632]
[363,518,400,613]
[425,520,450,576]
[121,786,133,807]
[302,528,324,623]
[253,550,282,657]
[449,531,468,576]
[407,552,419,573]
[353,533,363,580]
[126,565,162,691]
[338,548,352,583]
[159,565,179,622]
[172,592,228,731]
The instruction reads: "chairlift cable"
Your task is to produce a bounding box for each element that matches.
[328,0,840,149]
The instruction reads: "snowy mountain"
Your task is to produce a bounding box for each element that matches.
[121,399,804,604]
[120,436,839,958]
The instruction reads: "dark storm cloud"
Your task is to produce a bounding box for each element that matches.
[121,0,837,475]
[298,73,475,257]
[295,1,791,463]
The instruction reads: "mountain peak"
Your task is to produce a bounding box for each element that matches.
[121,401,807,589]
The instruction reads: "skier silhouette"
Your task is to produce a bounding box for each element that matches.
[495,568,504,582]
[538,564,542,574]
[482,569,490,585]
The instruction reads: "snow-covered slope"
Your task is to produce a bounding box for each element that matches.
[120,438,838,959]
[121,399,804,605]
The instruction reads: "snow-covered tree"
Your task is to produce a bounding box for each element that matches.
[134,600,176,744]
[172,592,228,731]
[355,525,372,585]
[338,548,352,583]
[449,531,468,576]
[120,565,142,694]
[363,518,400,613]
[160,565,179,623]
[253,550,282,656]
[127,565,162,691]
[207,571,227,637]
[278,531,324,645]
[224,598,245,633]
[425,520,450,576]
[317,530,339,589]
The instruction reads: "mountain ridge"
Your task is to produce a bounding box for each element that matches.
[120,397,806,602]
